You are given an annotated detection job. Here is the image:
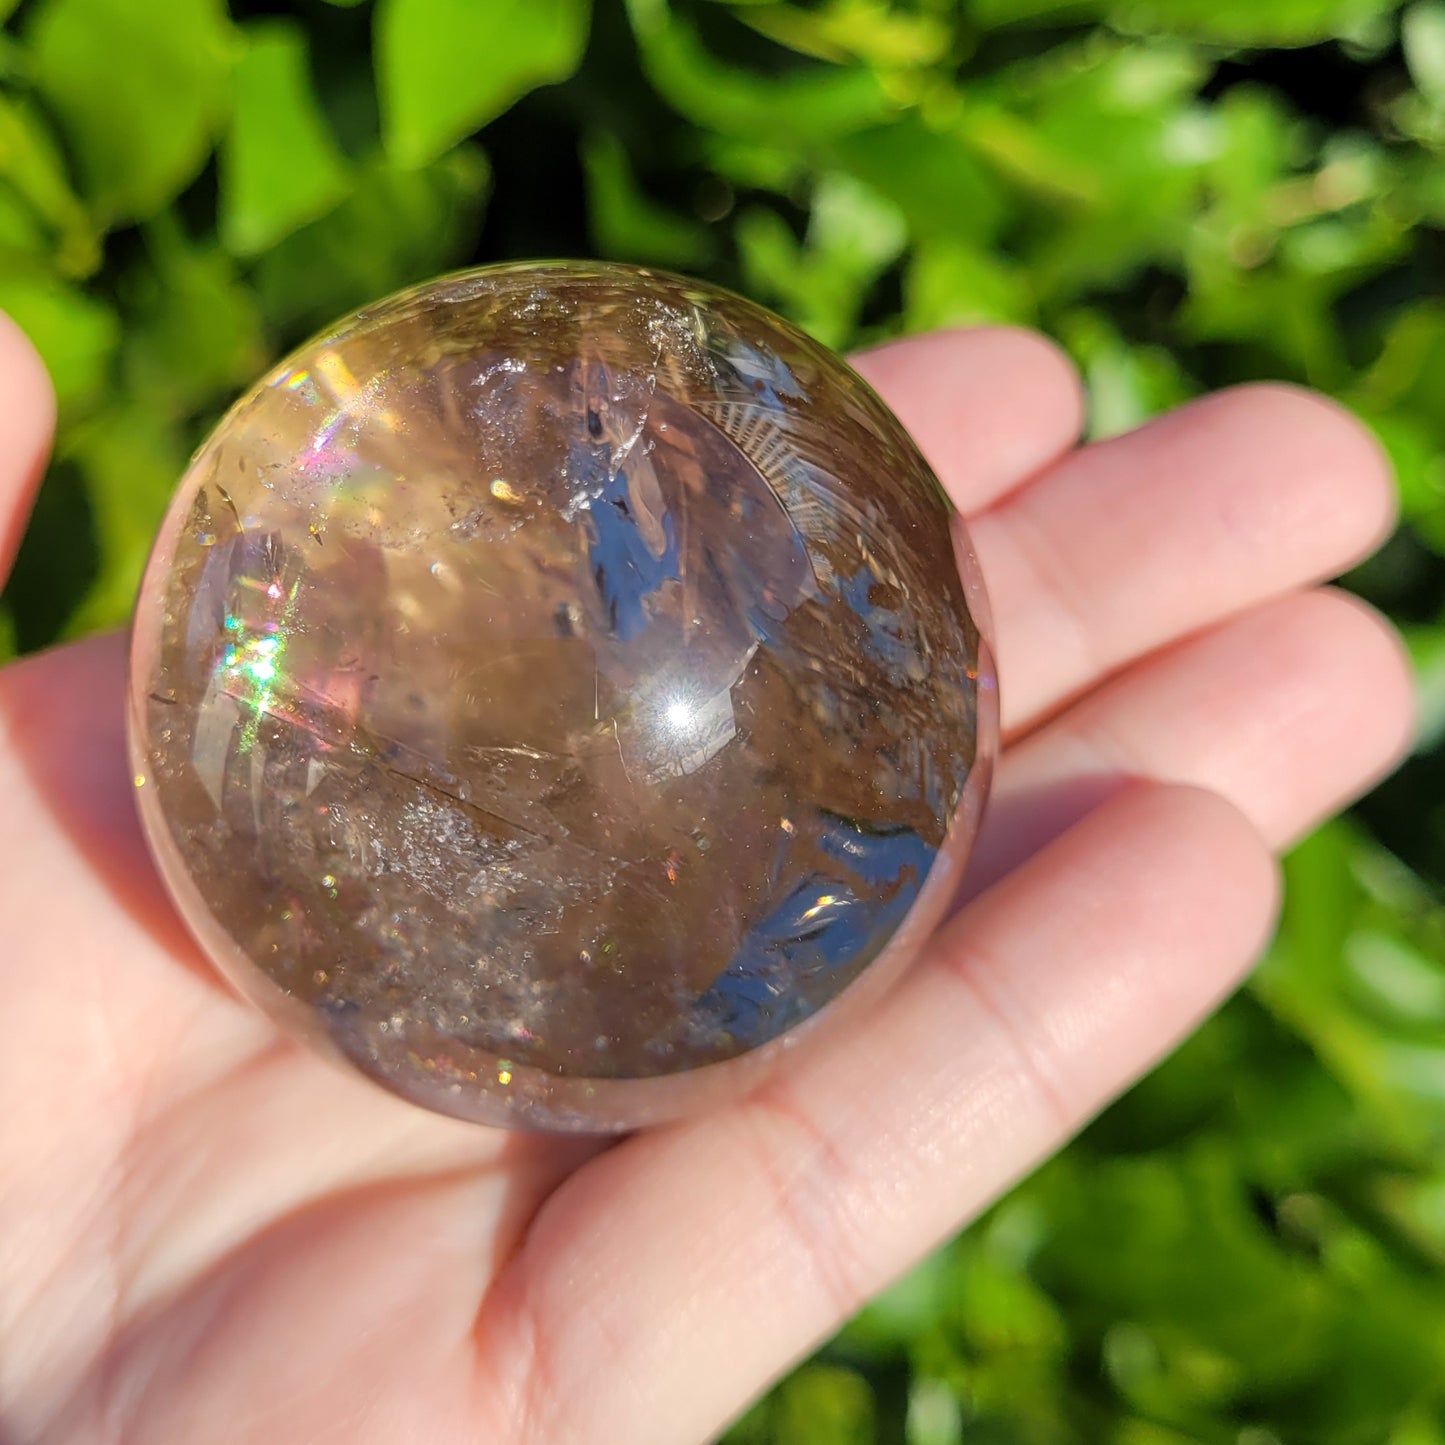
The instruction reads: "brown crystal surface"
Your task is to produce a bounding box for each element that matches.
[129,262,996,1130]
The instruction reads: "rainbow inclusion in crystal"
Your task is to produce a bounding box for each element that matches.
[128,262,996,1131]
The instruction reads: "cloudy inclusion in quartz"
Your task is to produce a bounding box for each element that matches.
[129,263,997,1131]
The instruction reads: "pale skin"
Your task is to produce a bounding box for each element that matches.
[0,313,1416,1445]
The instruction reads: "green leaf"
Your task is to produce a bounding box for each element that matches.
[974,42,1213,302]
[626,0,895,142]
[1108,0,1403,45]
[1183,267,1347,388]
[122,216,267,416]
[0,94,99,276]
[1253,825,1445,1160]
[0,268,117,409]
[1345,928,1445,1028]
[967,0,1100,29]
[1350,306,1445,555]
[0,184,45,257]
[1355,302,1445,418]
[1058,310,1196,439]
[770,1364,875,1445]
[1205,85,1300,236]
[701,134,805,193]
[973,0,1402,45]
[903,1378,963,1445]
[737,173,906,346]
[377,0,590,168]
[1390,1407,1445,1445]
[66,403,189,635]
[1034,1147,1334,1382]
[0,457,99,650]
[903,238,1032,331]
[1346,405,1444,554]
[220,22,351,257]
[735,0,953,69]
[1405,2,1445,109]
[955,102,1099,206]
[581,130,716,268]
[26,0,236,225]
[1406,620,1445,753]
[830,115,1009,244]
[254,146,490,336]
[809,169,907,274]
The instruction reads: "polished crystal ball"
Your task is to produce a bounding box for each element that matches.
[129,262,996,1131]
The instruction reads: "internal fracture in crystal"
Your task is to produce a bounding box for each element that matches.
[128,262,996,1131]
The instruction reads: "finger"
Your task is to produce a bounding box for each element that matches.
[479,784,1279,1445]
[0,312,56,589]
[973,384,1397,736]
[850,327,1085,513]
[971,588,1416,894]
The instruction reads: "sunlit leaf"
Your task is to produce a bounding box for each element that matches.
[904,238,1031,330]
[1346,404,1445,554]
[770,1364,875,1445]
[830,115,1009,243]
[738,173,906,346]
[973,0,1402,44]
[1405,2,1445,109]
[700,134,805,193]
[122,215,267,415]
[66,403,188,635]
[221,22,351,256]
[1109,0,1403,44]
[377,0,590,168]
[1033,1147,1334,1380]
[1346,928,1445,1027]
[736,0,953,68]
[0,185,44,257]
[627,0,895,142]
[254,146,489,335]
[1057,309,1195,438]
[904,1378,963,1445]
[581,129,716,268]
[0,94,99,276]
[26,0,236,224]
[0,267,117,408]
[1406,621,1445,753]
[1389,1404,1445,1445]
[955,103,1099,206]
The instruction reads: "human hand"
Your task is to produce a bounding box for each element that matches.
[0,314,1413,1444]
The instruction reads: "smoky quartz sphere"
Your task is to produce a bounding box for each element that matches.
[129,262,997,1131]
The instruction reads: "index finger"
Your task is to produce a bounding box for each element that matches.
[0,313,56,593]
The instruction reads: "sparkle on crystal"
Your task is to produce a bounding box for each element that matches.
[128,262,995,1131]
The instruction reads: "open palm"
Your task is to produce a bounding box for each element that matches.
[0,315,1413,1445]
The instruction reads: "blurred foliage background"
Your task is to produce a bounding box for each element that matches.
[1,0,1444,1439]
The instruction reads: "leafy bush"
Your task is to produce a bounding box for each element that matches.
[3,0,1444,1440]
